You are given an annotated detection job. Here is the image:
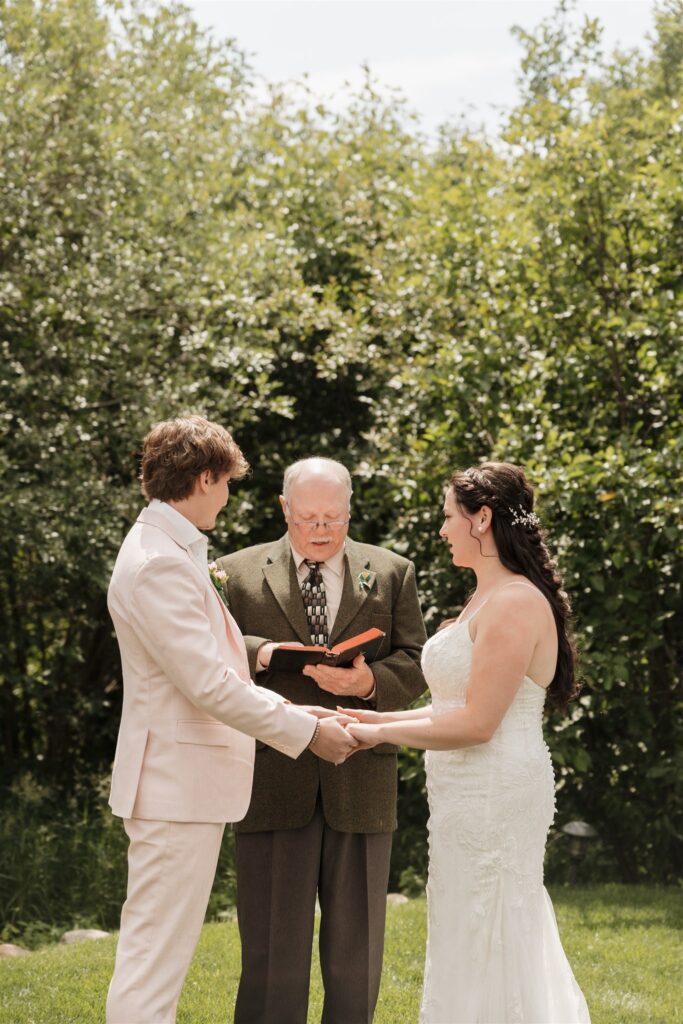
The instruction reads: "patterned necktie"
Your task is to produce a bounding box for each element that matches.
[301,560,328,647]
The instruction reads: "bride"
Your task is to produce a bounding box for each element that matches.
[343,462,590,1024]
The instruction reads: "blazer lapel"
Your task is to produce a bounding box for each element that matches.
[329,539,376,645]
[138,506,250,678]
[262,536,313,646]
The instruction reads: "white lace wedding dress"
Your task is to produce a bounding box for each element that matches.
[420,605,590,1024]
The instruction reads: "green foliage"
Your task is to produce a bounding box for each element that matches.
[0,774,236,943]
[0,889,681,1024]
[367,2,683,885]
[0,0,681,923]
[0,0,264,782]
[0,774,128,943]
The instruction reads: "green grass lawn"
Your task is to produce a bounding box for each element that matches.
[1,886,681,1023]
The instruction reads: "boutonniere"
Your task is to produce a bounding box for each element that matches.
[358,570,374,593]
[208,561,229,602]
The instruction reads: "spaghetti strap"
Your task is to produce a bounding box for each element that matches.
[458,598,491,626]
[459,581,545,625]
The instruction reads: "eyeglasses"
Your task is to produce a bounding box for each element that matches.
[284,498,350,531]
[289,518,351,531]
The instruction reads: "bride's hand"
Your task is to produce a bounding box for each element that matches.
[336,706,385,724]
[300,705,355,723]
[345,722,381,748]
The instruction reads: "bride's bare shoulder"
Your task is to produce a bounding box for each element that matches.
[485,580,551,625]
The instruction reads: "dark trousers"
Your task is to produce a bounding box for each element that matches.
[233,800,393,1024]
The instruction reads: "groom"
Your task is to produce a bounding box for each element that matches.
[105,417,357,1024]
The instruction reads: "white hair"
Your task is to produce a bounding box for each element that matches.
[282,458,353,503]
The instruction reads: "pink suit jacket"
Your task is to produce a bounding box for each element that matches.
[107,506,315,824]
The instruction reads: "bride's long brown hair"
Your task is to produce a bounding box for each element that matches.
[450,462,579,712]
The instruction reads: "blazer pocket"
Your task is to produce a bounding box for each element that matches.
[371,743,399,755]
[176,720,232,747]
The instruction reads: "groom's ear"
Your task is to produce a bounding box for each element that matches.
[195,470,212,495]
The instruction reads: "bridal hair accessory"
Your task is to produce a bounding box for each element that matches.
[508,505,540,529]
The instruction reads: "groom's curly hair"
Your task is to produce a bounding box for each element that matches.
[140,415,249,502]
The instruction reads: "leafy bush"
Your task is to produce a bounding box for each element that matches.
[0,773,237,946]
[0,774,127,944]
[0,0,681,931]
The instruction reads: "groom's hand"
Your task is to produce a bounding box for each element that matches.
[309,717,359,765]
[303,655,375,698]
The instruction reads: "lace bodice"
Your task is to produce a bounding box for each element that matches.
[422,619,548,752]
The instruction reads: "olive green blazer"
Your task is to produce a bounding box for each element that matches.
[217,535,427,833]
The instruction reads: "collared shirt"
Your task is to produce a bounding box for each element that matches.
[149,499,209,580]
[290,541,346,634]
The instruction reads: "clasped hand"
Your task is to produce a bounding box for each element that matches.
[336,706,384,751]
[300,705,382,764]
[298,706,358,765]
[280,650,379,764]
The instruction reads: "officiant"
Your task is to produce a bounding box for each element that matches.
[217,456,427,1024]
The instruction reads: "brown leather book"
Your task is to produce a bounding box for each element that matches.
[268,627,386,673]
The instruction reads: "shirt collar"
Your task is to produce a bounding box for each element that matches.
[149,499,207,551]
[289,540,346,577]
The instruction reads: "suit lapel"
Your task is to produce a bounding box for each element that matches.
[329,539,376,645]
[188,563,251,681]
[262,536,313,646]
[138,506,250,678]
